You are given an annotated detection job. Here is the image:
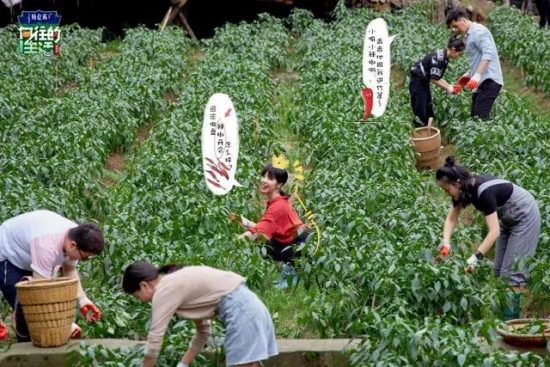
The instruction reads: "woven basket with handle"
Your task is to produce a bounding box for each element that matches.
[16,277,78,347]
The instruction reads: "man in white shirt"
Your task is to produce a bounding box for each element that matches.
[0,210,104,342]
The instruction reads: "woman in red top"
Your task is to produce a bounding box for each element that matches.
[230,163,307,265]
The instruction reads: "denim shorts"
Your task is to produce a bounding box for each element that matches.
[218,284,278,366]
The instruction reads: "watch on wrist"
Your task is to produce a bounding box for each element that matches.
[475,250,484,261]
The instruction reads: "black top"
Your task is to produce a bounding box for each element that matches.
[410,49,449,81]
[453,175,514,216]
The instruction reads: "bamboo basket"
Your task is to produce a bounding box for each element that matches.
[410,118,441,170]
[16,277,77,347]
[496,318,550,347]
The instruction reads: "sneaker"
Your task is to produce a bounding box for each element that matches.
[274,264,298,289]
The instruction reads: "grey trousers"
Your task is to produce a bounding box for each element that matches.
[494,185,541,286]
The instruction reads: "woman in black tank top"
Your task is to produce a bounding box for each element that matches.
[434,156,540,299]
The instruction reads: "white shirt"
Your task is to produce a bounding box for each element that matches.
[0,210,77,277]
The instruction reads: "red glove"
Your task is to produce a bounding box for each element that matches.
[70,323,81,339]
[448,85,462,95]
[466,73,481,90]
[0,321,8,341]
[80,303,101,322]
[457,75,470,87]
[438,243,451,257]
[362,87,373,119]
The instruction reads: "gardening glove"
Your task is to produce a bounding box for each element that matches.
[447,85,462,95]
[457,73,470,87]
[70,322,81,339]
[438,243,451,257]
[0,320,8,341]
[79,297,101,322]
[466,73,481,90]
[465,254,478,273]
[176,362,189,367]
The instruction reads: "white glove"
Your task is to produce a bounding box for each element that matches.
[78,295,92,308]
[176,362,188,367]
[470,72,481,83]
[466,254,478,267]
[241,217,254,229]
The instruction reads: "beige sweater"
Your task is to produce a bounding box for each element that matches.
[145,266,245,357]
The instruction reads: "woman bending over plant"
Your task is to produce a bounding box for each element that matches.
[122,262,277,367]
[436,156,541,318]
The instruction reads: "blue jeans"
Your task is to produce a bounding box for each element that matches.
[0,260,32,342]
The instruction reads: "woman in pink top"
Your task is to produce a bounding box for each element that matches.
[122,261,278,367]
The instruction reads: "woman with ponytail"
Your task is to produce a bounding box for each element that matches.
[408,36,465,127]
[230,161,309,276]
[122,262,277,367]
[435,157,541,318]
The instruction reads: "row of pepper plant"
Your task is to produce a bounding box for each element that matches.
[487,6,550,94]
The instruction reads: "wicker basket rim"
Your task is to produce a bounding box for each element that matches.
[496,318,550,339]
[410,126,440,142]
[15,277,77,289]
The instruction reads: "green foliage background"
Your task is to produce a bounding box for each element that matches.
[0,2,548,366]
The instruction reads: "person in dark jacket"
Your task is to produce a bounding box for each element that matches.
[409,37,465,127]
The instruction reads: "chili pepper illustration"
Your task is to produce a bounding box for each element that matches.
[205,157,216,165]
[225,108,232,118]
[219,161,230,171]
[210,164,229,180]
[362,87,373,119]
[206,170,219,182]
[207,178,225,190]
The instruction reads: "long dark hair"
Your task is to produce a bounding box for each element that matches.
[447,36,465,52]
[435,156,475,207]
[261,163,289,197]
[122,261,183,294]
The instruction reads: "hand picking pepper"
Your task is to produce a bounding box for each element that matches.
[466,73,481,90]
[438,242,451,257]
[457,74,470,87]
[80,299,101,323]
[70,323,82,339]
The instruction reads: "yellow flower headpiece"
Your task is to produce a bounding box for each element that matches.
[293,160,304,182]
[272,155,288,170]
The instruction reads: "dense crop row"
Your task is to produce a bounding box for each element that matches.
[488,6,550,93]
[0,27,192,221]
[287,5,548,366]
[0,4,548,367]
[76,15,293,365]
[0,25,103,122]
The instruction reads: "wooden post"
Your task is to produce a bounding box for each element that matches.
[159,0,198,44]
[177,11,198,43]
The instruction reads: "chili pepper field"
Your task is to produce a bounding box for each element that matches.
[1,2,549,366]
